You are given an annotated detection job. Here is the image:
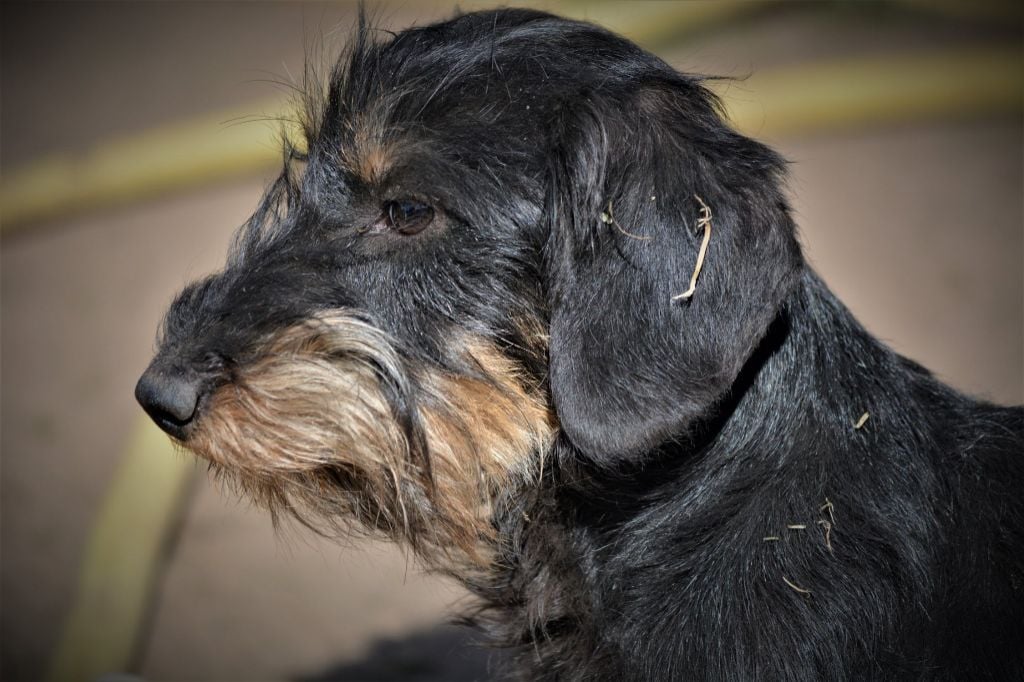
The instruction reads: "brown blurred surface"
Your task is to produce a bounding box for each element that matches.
[2,2,1021,681]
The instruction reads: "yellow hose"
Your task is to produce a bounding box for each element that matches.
[722,48,1022,139]
[1,106,298,232]
[3,47,1019,234]
[46,419,196,682]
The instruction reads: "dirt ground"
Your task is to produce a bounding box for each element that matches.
[2,3,1021,681]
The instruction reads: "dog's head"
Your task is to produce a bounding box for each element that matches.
[136,9,802,567]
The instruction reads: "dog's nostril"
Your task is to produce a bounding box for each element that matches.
[134,367,203,437]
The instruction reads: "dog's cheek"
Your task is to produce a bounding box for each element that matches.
[422,337,555,483]
[410,338,557,558]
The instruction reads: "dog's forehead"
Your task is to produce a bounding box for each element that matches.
[330,83,543,191]
[337,112,395,187]
[315,11,657,188]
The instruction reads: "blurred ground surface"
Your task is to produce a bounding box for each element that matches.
[2,2,1021,681]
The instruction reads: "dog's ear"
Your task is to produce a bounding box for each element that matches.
[545,79,802,463]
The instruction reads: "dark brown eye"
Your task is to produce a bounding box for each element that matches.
[382,199,434,235]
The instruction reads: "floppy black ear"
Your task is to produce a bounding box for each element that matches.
[545,79,803,463]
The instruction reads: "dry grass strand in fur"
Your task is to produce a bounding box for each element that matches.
[782,576,812,595]
[600,200,651,241]
[672,194,713,301]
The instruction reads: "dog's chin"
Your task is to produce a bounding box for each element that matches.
[184,310,556,569]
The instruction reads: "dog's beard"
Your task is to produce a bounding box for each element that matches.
[185,310,554,568]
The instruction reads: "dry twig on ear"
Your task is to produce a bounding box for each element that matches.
[818,519,833,552]
[600,201,650,240]
[819,497,835,525]
[672,195,712,301]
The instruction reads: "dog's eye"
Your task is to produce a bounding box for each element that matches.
[381,200,434,235]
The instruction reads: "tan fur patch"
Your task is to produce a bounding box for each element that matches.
[341,116,394,185]
[186,311,554,570]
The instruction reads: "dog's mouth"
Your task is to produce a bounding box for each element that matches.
[144,310,555,566]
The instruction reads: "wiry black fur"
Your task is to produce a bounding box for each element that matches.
[141,8,1024,680]
[489,274,1024,680]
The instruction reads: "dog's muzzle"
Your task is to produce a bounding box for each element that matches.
[135,309,554,565]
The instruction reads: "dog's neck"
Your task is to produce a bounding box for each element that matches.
[547,267,949,498]
[474,267,959,670]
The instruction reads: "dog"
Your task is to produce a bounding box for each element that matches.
[135,8,1024,680]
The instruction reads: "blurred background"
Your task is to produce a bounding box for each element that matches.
[1,1,1021,681]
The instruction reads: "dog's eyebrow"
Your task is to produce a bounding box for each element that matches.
[339,122,396,187]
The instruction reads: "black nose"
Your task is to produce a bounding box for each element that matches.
[135,366,203,438]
